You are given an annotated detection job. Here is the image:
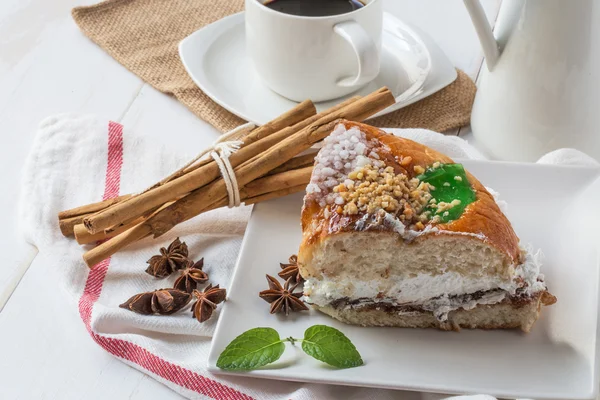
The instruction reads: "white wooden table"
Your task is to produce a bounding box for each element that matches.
[0,1,500,398]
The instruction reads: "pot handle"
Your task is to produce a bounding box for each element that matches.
[463,0,500,70]
[334,20,380,87]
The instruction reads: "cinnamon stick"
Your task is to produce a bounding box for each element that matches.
[58,195,132,220]
[59,215,87,237]
[241,166,312,198]
[244,184,306,205]
[141,88,393,238]
[198,184,307,211]
[59,120,264,237]
[234,100,317,146]
[89,88,394,250]
[268,152,316,175]
[71,99,348,237]
[231,97,359,173]
[73,217,145,244]
[58,195,132,236]
[83,221,153,267]
[82,166,313,266]
[236,88,394,186]
[149,101,316,186]
[82,98,353,234]
[82,87,394,266]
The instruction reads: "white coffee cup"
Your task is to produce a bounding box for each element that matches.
[245,0,383,102]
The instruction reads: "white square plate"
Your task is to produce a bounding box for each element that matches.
[208,160,600,399]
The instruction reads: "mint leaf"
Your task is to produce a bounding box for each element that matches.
[301,325,363,368]
[216,327,285,370]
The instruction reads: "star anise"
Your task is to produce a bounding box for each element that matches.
[120,289,192,315]
[278,254,304,285]
[173,258,209,293]
[145,237,189,278]
[259,275,308,316]
[191,284,227,323]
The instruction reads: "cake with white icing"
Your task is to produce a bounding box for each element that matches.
[298,121,555,331]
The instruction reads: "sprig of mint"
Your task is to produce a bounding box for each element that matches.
[216,325,363,371]
[301,325,363,368]
[216,328,286,370]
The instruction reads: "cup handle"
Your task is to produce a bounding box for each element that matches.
[333,20,380,87]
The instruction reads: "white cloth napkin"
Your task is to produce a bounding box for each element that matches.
[20,115,598,400]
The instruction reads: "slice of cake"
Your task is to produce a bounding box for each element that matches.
[298,121,555,332]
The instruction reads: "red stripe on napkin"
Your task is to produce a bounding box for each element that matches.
[78,121,253,400]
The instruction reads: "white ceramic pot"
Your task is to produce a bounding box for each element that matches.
[245,0,383,102]
[464,0,600,161]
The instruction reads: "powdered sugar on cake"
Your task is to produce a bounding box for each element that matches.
[305,123,383,208]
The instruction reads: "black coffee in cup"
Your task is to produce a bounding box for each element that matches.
[263,0,365,17]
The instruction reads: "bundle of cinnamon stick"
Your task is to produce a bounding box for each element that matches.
[58,87,396,267]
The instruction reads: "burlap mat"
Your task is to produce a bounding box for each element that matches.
[72,0,476,133]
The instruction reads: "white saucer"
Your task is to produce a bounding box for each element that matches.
[179,12,457,125]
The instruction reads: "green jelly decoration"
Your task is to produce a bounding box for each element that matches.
[417,163,476,223]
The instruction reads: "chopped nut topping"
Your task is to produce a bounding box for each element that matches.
[324,158,471,231]
[333,164,433,227]
[346,201,358,214]
[434,199,462,214]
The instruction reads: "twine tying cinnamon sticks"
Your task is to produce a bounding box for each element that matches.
[137,122,256,197]
[186,122,257,208]
[58,87,396,267]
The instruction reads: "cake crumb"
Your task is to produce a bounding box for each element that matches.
[434,199,462,214]
[400,156,413,167]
